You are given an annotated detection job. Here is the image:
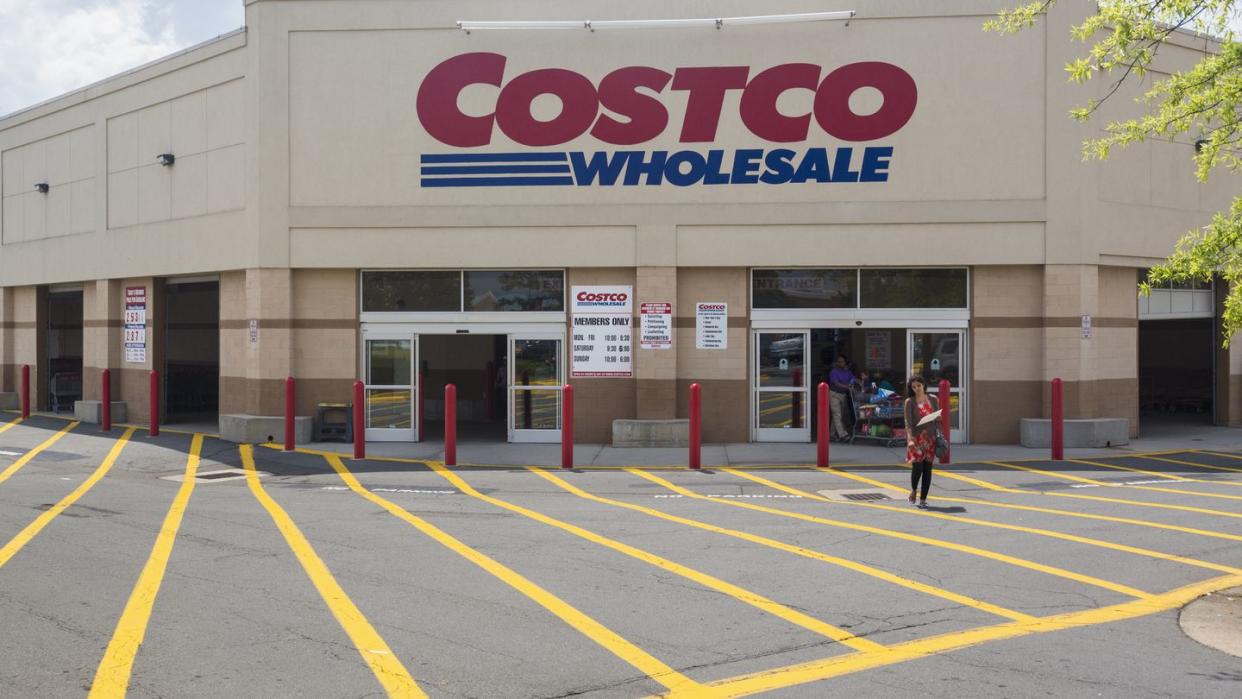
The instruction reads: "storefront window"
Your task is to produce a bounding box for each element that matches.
[362,271,460,312]
[464,271,564,312]
[752,269,857,308]
[859,269,968,309]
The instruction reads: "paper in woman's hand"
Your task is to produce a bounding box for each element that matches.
[916,410,942,427]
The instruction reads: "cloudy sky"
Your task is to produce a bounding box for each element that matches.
[1,1,1239,117]
[0,0,244,116]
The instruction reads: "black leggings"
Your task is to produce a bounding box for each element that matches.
[911,460,933,500]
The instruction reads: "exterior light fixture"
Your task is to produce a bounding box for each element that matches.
[1194,139,1208,153]
[156,153,176,167]
[457,11,855,33]
[34,183,49,194]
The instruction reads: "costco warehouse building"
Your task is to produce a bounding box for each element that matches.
[0,0,1238,447]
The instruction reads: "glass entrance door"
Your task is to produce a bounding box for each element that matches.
[509,335,563,443]
[908,330,966,442]
[364,335,417,442]
[753,330,811,442]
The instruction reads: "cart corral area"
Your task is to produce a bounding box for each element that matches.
[2,414,1242,697]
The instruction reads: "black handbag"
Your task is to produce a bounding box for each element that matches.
[934,431,949,460]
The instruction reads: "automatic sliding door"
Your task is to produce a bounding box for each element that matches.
[753,331,811,442]
[364,336,417,442]
[509,335,563,443]
[908,330,965,442]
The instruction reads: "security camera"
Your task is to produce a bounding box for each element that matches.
[156,153,176,167]
[33,183,49,194]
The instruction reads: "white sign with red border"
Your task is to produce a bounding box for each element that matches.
[124,286,147,364]
[640,302,673,350]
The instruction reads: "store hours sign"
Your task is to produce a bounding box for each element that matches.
[571,286,632,377]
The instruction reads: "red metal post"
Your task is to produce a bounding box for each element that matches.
[284,376,295,451]
[149,370,160,437]
[101,369,112,432]
[1051,377,1064,461]
[791,368,802,428]
[937,379,951,464]
[353,380,365,460]
[418,371,426,442]
[689,383,702,470]
[817,382,829,468]
[19,364,29,418]
[561,384,574,469]
[445,383,457,467]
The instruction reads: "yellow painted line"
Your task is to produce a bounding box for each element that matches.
[818,467,1242,544]
[1070,458,1242,488]
[993,460,1242,503]
[731,470,1242,578]
[427,464,885,650]
[324,456,705,696]
[1135,453,1242,475]
[1196,449,1242,462]
[531,468,1032,623]
[242,446,426,698]
[629,470,1155,600]
[89,435,204,698]
[0,416,23,434]
[0,428,134,569]
[0,420,78,487]
[699,573,1242,698]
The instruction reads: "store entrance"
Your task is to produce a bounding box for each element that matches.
[752,327,966,443]
[163,280,220,424]
[45,289,84,413]
[1139,318,1214,430]
[421,334,508,443]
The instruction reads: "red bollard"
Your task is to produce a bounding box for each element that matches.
[149,370,160,437]
[20,364,29,419]
[284,376,295,451]
[817,382,829,468]
[938,379,951,464]
[1051,377,1064,461]
[445,383,457,466]
[101,369,112,432]
[561,384,574,469]
[353,380,365,460]
[689,383,702,470]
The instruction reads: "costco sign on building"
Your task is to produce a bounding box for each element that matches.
[416,53,917,188]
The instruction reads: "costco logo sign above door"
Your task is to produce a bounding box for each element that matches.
[416,52,917,188]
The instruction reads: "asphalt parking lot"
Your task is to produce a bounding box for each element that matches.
[1,414,1241,698]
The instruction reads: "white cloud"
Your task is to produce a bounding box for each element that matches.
[0,0,240,117]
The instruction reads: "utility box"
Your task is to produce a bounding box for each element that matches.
[315,403,352,442]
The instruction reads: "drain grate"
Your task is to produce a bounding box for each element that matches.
[196,471,247,481]
[841,492,891,502]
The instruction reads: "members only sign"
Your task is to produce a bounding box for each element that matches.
[572,286,633,377]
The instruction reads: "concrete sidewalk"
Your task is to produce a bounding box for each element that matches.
[302,420,1242,467]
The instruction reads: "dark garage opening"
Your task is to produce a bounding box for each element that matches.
[163,280,219,423]
[1139,318,1214,430]
[420,334,508,442]
[46,290,83,413]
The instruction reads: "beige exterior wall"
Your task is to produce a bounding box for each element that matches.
[0,1,1236,441]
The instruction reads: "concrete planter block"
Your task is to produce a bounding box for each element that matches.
[1020,418,1129,448]
[74,400,128,424]
[0,393,17,410]
[219,414,313,445]
[613,419,690,447]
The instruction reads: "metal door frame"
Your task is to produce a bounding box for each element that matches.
[751,329,812,442]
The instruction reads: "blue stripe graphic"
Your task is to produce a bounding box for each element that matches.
[421,164,572,175]
[420,152,568,164]
[421,176,575,188]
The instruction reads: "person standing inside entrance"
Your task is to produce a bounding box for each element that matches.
[903,374,940,508]
[827,354,854,441]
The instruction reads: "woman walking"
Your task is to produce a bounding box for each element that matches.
[903,374,940,509]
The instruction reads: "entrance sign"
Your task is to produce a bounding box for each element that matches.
[572,286,633,377]
[640,302,672,350]
[696,303,728,349]
[124,286,147,364]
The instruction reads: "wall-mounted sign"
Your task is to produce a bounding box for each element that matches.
[572,286,633,377]
[249,319,259,344]
[124,286,147,364]
[695,302,728,350]
[416,55,915,189]
[866,331,891,370]
[1081,315,1092,339]
[639,302,672,350]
